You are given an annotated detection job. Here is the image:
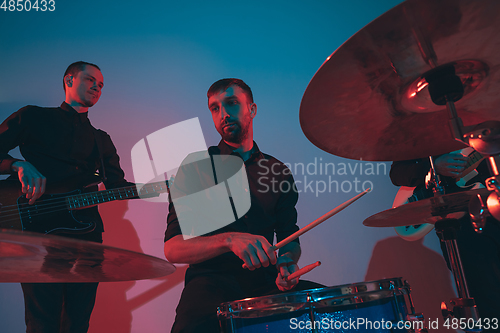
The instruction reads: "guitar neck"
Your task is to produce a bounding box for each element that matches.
[457,150,484,181]
[66,181,169,209]
[464,151,483,169]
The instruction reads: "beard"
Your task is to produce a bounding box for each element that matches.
[82,100,96,108]
[220,121,250,144]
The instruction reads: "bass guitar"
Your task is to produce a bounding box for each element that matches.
[0,177,169,235]
[393,148,484,241]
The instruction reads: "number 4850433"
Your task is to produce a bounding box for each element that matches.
[1,0,55,12]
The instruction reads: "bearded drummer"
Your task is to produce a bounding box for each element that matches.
[163,78,323,332]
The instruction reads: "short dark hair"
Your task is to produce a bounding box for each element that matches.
[63,61,101,92]
[207,78,254,103]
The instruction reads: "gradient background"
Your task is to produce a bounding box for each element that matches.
[0,1,458,332]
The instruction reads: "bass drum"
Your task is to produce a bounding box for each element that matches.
[218,278,422,332]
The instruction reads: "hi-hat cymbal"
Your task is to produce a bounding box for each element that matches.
[363,189,489,228]
[300,0,500,161]
[0,229,175,283]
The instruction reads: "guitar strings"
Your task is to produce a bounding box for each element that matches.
[0,183,169,225]
[0,182,168,211]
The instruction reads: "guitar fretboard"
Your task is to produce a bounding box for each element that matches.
[465,151,483,168]
[66,181,169,209]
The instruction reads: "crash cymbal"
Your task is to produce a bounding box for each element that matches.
[0,229,175,283]
[300,0,500,161]
[363,188,489,227]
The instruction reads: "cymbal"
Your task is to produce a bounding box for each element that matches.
[0,229,175,283]
[300,0,500,161]
[363,189,488,227]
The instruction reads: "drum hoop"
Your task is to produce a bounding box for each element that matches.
[218,277,408,319]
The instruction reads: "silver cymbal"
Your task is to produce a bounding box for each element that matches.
[300,0,500,161]
[363,189,489,227]
[0,229,175,283]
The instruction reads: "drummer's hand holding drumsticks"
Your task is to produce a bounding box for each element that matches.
[165,232,277,268]
[238,239,301,291]
[227,233,277,270]
[275,247,300,291]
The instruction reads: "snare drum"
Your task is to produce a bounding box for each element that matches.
[218,278,417,332]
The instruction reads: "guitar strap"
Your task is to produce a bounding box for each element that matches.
[93,128,107,183]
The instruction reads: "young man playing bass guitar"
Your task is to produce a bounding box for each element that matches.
[0,61,135,333]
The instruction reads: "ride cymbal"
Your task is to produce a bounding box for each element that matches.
[300,0,500,161]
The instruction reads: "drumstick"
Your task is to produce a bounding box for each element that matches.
[271,187,371,251]
[241,188,370,270]
[284,261,321,282]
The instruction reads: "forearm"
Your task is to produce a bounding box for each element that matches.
[390,159,430,187]
[0,157,22,174]
[0,109,27,174]
[164,231,278,270]
[164,233,232,264]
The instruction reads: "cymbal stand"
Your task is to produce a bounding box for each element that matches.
[424,64,465,144]
[427,156,445,195]
[424,65,481,329]
[434,219,480,330]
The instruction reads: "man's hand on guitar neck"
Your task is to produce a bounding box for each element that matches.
[434,152,468,178]
[11,161,46,205]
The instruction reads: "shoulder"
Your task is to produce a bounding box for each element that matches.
[6,105,58,124]
[92,127,115,144]
[184,149,211,164]
[94,128,109,137]
[259,152,291,173]
[90,128,119,155]
[253,152,294,182]
[174,150,211,176]
[261,152,280,163]
[16,105,53,117]
[92,128,113,145]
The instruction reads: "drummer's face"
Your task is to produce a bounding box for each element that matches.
[208,85,256,144]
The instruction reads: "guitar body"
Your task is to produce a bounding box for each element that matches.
[392,186,435,241]
[0,179,95,234]
[392,147,485,241]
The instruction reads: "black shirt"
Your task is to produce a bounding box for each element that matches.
[164,140,300,279]
[0,102,131,233]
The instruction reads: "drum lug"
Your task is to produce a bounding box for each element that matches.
[217,304,235,333]
[305,292,320,333]
[406,313,428,333]
[403,280,417,316]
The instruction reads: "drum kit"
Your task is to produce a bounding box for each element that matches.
[222,0,500,331]
[218,278,420,333]
[2,0,500,331]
